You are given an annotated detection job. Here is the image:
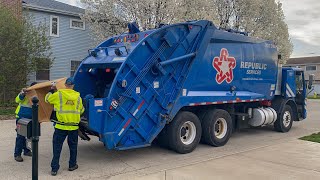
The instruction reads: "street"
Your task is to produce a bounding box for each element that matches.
[0,100,320,180]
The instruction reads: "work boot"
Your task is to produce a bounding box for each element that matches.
[14,156,23,162]
[51,171,58,176]
[68,164,78,171]
[24,151,32,157]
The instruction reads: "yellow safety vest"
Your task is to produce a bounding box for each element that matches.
[15,93,32,119]
[45,89,84,131]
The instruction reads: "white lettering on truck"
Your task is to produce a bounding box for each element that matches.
[240,61,267,75]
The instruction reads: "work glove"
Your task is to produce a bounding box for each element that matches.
[20,88,28,96]
[49,82,57,93]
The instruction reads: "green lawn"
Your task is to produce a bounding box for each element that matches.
[308,96,320,99]
[0,107,15,115]
[299,132,320,143]
[0,107,15,120]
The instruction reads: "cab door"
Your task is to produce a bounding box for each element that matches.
[282,69,296,98]
[295,71,307,119]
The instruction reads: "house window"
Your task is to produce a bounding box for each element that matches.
[36,59,50,81]
[50,15,59,37]
[306,65,317,71]
[71,61,81,76]
[70,19,85,30]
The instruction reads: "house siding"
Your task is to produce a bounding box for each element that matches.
[303,64,320,82]
[286,64,320,82]
[25,9,95,81]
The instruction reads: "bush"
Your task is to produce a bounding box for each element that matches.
[0,6,52,104]
[0,102,16,107]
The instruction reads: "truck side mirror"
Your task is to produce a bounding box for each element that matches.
[308,74,315,89]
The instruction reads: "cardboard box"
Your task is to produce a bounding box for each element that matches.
[26,78,67,123]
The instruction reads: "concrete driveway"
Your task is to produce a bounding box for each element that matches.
[0,100,319,180]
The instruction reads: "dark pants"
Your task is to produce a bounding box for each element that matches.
[14,134,30,157]
[51,128,78,172]
[14,118,31,157]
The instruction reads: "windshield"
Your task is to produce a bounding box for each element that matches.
[295,71,303,92]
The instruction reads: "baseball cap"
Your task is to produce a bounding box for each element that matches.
[65,77,74,85]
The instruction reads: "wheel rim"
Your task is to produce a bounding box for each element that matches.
[214,118,228,139]
[283,111,291,127]
[180,121,196,145]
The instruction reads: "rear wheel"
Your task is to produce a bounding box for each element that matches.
[274,105,293,132]
[167,111,201,154]
[201,109,232,147]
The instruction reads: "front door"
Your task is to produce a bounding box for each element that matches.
[295,71,306,119]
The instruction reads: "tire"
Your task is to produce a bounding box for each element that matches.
[167,111,202,154]
[201,109,232,147]
[274,105,293,132]
[197,110,208,144]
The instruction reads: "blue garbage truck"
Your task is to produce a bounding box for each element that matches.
[74,20,312,154]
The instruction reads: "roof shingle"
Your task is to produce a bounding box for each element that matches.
[22,0,84,14]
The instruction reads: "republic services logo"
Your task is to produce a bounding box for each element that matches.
[212,48,236,84]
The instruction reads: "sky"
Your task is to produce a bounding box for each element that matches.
[279,0,320,57]
[58,0,320,58]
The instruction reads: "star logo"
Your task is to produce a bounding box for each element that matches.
[212,48,236,84]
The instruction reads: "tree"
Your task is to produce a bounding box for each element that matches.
[213,0,293,63]
[81,0,216,43]
[81,0,292,63]
[0,6,53,104]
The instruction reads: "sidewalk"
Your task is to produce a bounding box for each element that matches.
[112,139,320,180]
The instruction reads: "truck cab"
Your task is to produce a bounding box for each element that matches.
[281,67,308,120]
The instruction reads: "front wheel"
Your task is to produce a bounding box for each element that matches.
[167,111,202,154]
[274,105,293,132]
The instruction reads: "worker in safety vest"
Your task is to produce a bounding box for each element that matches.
[14,82,37,162]
[45,77,84,176]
